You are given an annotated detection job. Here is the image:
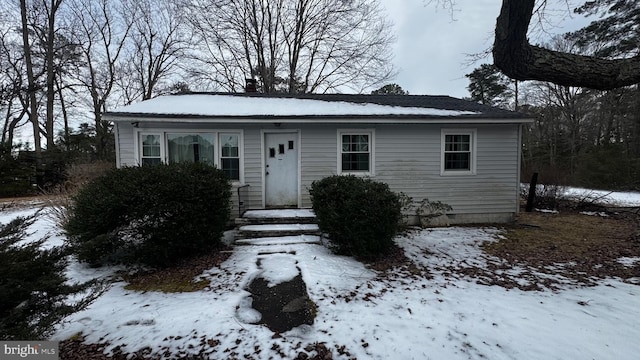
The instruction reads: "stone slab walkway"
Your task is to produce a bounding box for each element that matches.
[235,210,321,333]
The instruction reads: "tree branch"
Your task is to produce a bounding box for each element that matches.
[493,0,640,90]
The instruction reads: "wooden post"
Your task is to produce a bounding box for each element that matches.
[525,172,538,212]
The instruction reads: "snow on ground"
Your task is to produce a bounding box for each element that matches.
[244,209,316,218]
[564,187,640,207]
[521,184,640,208]
[2,202,640,359]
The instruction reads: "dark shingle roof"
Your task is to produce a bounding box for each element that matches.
[210,92,528,119]
[105,92,531,121]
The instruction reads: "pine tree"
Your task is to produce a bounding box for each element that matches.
[568,0,640,58]
[465,64,512,108]
[0,214,101,340]
[371,83,409,95]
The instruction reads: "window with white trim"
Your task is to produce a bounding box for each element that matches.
[141,134,162,166]
[220,133,240,180]
[339,130,373,174]
[137,131,242,181]
[441,129,476,175]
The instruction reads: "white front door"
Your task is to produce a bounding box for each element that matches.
[264,132,299,207]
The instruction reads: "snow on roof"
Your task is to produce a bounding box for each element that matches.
[109,94,478,118]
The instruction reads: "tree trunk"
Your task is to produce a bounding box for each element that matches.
[45,0,62,150]
[20,0,42,158]
[493,0,640,90]
[56,75,70,151]
[5,110,27,147]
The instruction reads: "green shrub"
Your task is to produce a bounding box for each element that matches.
[0,143,34,197]
[65,162,231,267]
[309,175,402,259]
[0,214,97,340]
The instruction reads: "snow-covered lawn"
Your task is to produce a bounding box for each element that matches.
[521,184,640,208]
[1,198,640,359]
[563,187,640,207]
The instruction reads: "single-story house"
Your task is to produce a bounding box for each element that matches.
[105,93,533,224]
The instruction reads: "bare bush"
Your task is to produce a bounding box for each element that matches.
[43,161,115,228]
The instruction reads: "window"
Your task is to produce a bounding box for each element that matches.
[441,129,476,175]
[141,134,162,165]
[137,131,242,181]
[220,133,240,180]
[167,133,215,164]
[338,130,374,174]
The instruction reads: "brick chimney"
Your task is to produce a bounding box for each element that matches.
[245,78,257,93]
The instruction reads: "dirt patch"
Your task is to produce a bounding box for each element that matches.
[60,336,346,360]
[121,248,232,293]
[59,336,161,360]
[246,274,316,333]
[481,210,640,288]
[366,244,431,280]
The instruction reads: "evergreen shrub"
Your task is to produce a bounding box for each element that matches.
[0,144,34,197]
[0,215,94,340]
[66,163,231,267]
[309,175,402,259]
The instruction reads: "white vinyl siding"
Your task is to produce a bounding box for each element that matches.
[115,120,521,223]
[373,124,519,219]
[114,122,136,167]
[241,128,263,211]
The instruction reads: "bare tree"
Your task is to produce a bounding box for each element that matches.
[184,0,395,93]
[15,0,72,150]
[0,19,29,146]
[67,0,135,157]
[119,0,190,103]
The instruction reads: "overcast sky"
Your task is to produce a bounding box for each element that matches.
[379,0,592,98]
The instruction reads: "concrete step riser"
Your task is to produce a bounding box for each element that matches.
[235,230,322,240]
[234,209,319,241]
[235,217,317,226]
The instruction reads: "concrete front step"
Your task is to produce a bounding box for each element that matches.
[234,209,320,241]
[236,223,321,240]
[236,209,317,226]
